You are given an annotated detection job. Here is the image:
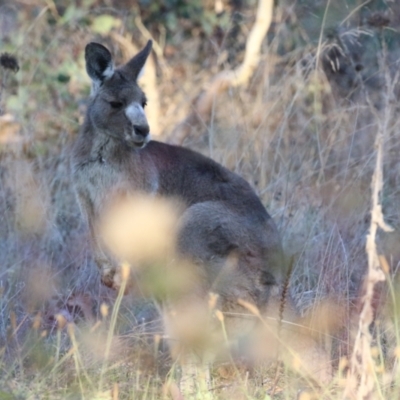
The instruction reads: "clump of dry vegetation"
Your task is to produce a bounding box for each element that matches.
[0,0,400,399]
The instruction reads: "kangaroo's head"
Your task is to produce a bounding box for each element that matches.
[85,40,152,148]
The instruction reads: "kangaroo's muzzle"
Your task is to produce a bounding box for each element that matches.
[128,124,149,148]
[125,102,150,147]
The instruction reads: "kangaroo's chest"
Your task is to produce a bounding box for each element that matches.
[73,157,158,216]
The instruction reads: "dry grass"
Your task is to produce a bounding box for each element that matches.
[0,1,400,399]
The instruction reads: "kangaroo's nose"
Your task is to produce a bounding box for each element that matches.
[134,124,149,137]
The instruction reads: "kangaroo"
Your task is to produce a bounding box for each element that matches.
[71,40,332,392]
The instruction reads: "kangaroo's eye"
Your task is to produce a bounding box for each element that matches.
[109,101,123,109]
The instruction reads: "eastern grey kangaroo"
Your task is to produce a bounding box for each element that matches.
[71,40,332,389]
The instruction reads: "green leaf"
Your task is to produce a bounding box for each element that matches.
[0,391,15,400]
[60,4,77,24]
[91,15,121,35]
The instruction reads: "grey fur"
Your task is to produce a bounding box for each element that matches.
[72,40,285,316]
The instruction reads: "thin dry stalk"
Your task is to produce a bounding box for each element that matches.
[168,0,274,144]
[343,115,393,399]
[99,263,130,392]
[270,257,294,396]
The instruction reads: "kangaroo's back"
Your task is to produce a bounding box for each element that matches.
[144,140,285,298]
[144,141,269,219]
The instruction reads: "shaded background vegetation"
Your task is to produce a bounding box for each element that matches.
[0,0,400,398]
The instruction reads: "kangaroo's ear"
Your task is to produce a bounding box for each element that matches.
[124,40,152,81]
[85,43,114,89]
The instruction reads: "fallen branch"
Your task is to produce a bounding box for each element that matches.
[168,0,274,144]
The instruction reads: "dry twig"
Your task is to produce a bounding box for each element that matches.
[168,0,274,144]
[343,110,393,399]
